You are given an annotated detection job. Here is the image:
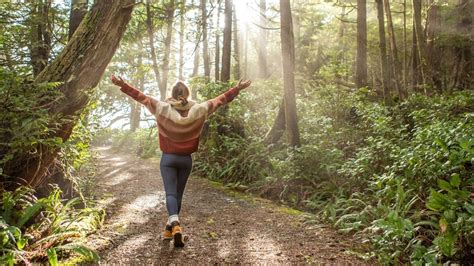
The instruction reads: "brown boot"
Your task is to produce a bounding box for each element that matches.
[171,221,184,247]
[163,224,172,240]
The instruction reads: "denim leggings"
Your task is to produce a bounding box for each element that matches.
[160,153,192,216]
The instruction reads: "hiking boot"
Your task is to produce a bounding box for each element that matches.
[171,221,184,247]
[163,224,172,240]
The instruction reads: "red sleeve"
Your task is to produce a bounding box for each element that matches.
[206,87,240,115]
[120,82,158,114]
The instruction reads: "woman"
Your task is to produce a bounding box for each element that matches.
[111,75,251,247]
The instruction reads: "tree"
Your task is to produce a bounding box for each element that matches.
[413,0,427,90]
[146,1,164,99]
[232,4,241,80]
[383,0,403,99]
[376,0,391,105]
[280,0,300,147]
[258,0,268,78]
[214,0,221,81]
[160,0,176,94]
[451,0,472,90]
[28,0,52,77]
[178,0,186,81]
[201,0,211,78]
[356,0,368,88]
[7,0,135,189]
[68,0,87,39]
[220,0,232,82]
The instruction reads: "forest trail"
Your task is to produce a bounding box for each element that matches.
[88,146,370,264]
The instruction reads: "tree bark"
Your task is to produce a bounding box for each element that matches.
[258,0,268,78]
[131,51,144,132]
[8,0,135,189]
[376,0,391,105]
[356,0,368,88]
[178,1,186,81]
[28,0,52,77]
[413,0,427,90]
[264,100,285,145]
[201,0,211,78]
[160,0,176,95]
[403,0,408,94]
[280,0,300,147]
[68,0,88,39]
[412,19,420,89]
[451,0,472,90]
[220,0,232,82]
[214,0,221,81]
[383,0,403,99]
[146,1,164,99]
[232,4,240,80]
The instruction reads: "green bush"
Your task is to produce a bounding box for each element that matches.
[0,186,103,264]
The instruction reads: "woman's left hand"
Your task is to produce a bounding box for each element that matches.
[111,74,126,87]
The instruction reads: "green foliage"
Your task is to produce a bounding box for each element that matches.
[193,78,474,264]
[0,70,64,179]
[0,186,103,264]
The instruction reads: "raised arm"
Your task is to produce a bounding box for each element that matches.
[111,75,159,114]
[207,79,251,114]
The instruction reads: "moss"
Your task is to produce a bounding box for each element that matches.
[61,254,96,265]
[204,177,310,217]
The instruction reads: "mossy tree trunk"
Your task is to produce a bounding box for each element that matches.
[8,0,135,189]
[280,0,300,147]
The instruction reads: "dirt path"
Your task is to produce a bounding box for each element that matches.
[88,146,370,264]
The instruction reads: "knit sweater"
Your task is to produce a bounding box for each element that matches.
[120,83,240,155]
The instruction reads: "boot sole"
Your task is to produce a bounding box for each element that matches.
[173,232,184,247]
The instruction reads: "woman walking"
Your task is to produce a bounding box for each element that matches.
[111,75,251,247]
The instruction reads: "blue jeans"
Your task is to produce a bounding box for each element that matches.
[160,153,192,216]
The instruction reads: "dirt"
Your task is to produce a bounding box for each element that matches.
[87,146,372,264]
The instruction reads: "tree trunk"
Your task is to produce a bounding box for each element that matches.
[426,0,442,91]
[146,1,164,99]
[178,1,186,81]
[131,51,144,132]
[376,0,391,105]
[264,100,285,145]
[220,0,232,82]
[232,4,241,80]
[68,0,88,39]
[356,0,368,88]
[192,44,200,77]
[258,0,268,78]
[451,0,472,90]
[214,0,221,81]
[403,0,408,94]
[383,0,403,99]
[28,0,52,77]
[280,0,300,147]
[201,0,210,79]
[411,19,421,89]
[413,0,427,90]
[244,24,249,78]
[160,0,176,95]
[7,0,135,189]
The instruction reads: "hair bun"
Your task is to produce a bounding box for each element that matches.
[177,95,188,106]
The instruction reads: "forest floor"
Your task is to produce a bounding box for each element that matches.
[87,146,373,264]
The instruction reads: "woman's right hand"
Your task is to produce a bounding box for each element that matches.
[235,79,251,91]
[111,75,126,87]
